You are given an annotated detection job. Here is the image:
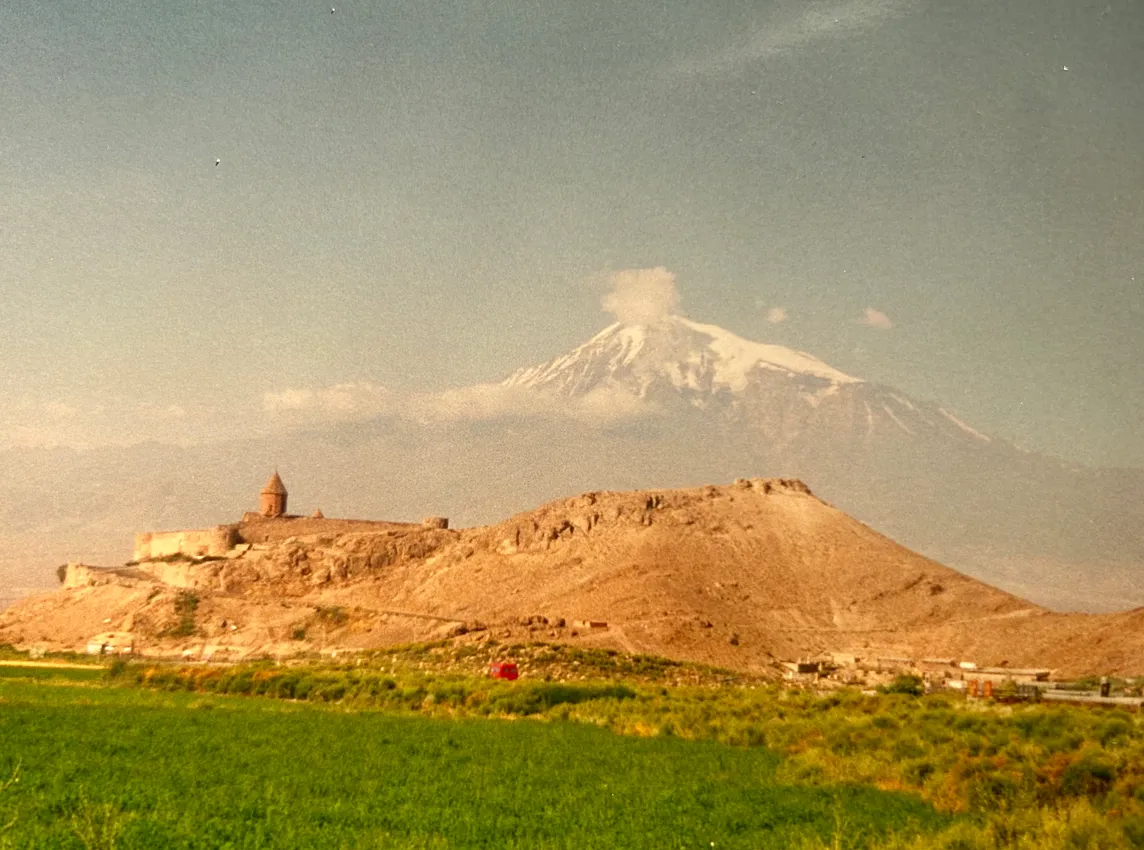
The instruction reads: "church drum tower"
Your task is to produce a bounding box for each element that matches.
[259,471,288,518]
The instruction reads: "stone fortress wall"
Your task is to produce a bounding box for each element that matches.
[130,472,447,564]
[133,526,239,562]
[236,515,419,545]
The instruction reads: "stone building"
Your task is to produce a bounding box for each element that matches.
[259,471,288,518]
[130,472,448,563]
[133,526,238,562]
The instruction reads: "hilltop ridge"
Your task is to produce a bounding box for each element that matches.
[2,477,1140,674]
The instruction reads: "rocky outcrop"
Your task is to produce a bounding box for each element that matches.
[481,478,815,555]
[123,526,459,597]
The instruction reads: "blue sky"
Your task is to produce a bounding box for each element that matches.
[1,0,1141,465]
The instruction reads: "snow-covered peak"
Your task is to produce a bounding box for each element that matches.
[502,315,862,398]
[672,317,860,387]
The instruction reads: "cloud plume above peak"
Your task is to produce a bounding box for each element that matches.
[858,307,894,329]
[601,266,682,325]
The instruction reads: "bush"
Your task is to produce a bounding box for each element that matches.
[1059,751,1117,798]
[315,607,349,627]
[161,591,200,638]
[314,682,347,702]
[224,672,255,695]
[881,675,925,696]
[488,682,636,715]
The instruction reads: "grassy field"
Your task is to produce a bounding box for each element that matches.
[1,647,1143,849]
[0,680,945,849]
[0,664,105,683]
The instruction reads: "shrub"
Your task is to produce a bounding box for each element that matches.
[488,682,636,715]
[315,607,349,627]
[1059,750,1117,798]
[69,790,131,850]
[1098,717,1133,747]
[314,682,347,702]
[293,677,315,701]
[161,591,200,638]
[881,675,925,696]
[1122,815,1144,847]
[224,672,255,695]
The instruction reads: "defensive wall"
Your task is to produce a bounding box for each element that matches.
[131,517,447,562]
[236,515,421,544]
[130,473,447,562]
[133,526,239,562]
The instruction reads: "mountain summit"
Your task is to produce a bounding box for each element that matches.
[503,316,991,451]
[503,317,860,400]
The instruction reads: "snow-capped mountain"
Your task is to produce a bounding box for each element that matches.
[504,316,860,397]
[502,316,993,451]
[491,316,1143,610]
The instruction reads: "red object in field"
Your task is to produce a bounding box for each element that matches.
[489,661,519,680]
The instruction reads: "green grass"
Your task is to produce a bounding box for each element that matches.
[0,644,93,665]
[0,665,104,683]
[101,654,1144,848]
[0,681,947,849]
[4,647,1144,849]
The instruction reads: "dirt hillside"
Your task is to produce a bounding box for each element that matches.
[1,478,1140,675]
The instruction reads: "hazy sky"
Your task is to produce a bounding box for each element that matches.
[2,0,1142,466]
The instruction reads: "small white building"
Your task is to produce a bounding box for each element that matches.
[85,632,134,656]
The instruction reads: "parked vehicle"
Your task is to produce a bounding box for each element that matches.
[489,661,519,680]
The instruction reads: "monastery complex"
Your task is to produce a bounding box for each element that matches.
[132,472,449,563]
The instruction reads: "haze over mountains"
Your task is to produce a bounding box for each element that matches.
[2,314,1141,613]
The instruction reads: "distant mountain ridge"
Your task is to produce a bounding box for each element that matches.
[1,317,1141,613]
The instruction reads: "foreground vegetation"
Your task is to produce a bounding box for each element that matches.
[0,679,944,849]
[1,644,1142,848]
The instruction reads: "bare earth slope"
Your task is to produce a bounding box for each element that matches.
[1,479,1140,675]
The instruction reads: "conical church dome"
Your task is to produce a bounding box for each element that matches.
[259,471,288,517]
[261,471,287,496]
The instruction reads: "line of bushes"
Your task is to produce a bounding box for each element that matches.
[108,662,635,715]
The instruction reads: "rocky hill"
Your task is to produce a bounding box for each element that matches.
[3,316,1139,613]
[2,478,1141,675]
